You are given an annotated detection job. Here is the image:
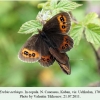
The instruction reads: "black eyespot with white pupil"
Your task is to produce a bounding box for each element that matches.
[24,51,28,55]
[32,53,35,57]
[60,16,64,22]
[65,44,68,47]
[62,25,66,29]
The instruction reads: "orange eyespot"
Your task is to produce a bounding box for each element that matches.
[57,15,68,33]
[41,55,52,62]
[22,48,40,58]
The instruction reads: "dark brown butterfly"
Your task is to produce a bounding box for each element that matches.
[18,12,73,74]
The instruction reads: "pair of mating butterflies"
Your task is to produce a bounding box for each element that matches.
[18,12,73,74]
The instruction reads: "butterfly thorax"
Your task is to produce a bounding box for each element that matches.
[40,31,57,49]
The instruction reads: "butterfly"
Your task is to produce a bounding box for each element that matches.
[18,12,73,75]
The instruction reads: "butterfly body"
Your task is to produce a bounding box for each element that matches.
[40,31,57,49]
[18,12,73,74]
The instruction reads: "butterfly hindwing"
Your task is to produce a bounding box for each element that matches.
[38,40,55,67]
[43,12,71,35]
[49,47,71,74]
[18,34,41,62]
[58,35,73,53]
[47,33,73,53]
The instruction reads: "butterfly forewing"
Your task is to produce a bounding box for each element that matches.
[18,34,41,62]
[57,61,71,75]
[47,33,73,53]
[38,39,55,67]
[43,12,71,35]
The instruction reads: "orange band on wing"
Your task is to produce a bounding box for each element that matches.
[22,48,40,58]
[59,35,68,51]
[57,15,68,33]
[41,55,52,62]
